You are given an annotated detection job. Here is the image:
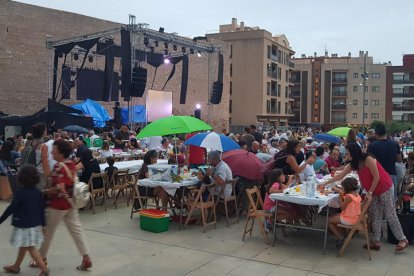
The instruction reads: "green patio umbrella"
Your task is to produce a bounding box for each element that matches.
[327,127,351,137]
[136,115,213,138]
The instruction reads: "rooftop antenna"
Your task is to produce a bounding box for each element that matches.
[129,14,136,28]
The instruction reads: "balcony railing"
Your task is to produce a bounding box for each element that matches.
[332,104,347,110]
[332,78,347,83]
[332,118,347,123]
[267,71,278,79]
[270,54,278,62]
[332,92,347,97]
[288,61,295,68]
[393,79,414,84]
[291,90,300,97]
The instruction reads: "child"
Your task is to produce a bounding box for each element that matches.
[0,165,49,275]
[196,167,212,202]
[328,177,361,248]
[104,156,118,181]
[263,169,293,231]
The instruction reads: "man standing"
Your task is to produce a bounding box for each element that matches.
[250,124,262,143]
[367,122,401,196]
[206,151,233,198]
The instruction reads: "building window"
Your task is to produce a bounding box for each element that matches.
[353,99,358,105]
[333,72,347,82]
[371,113,379,119]
[285,86,288,98]
[266,82,270,96]
[267,45,271,59]
[393,74,404,82]
[353,86,358,92]
[364,100,368,105]
[230,63,232,77]
[229,100,232,113]
[230,45,233,59]
[266,100,270,113]
[277,102,281,114]
[364,113,367,119]
[229,117,232,124]
[372,73,380,79]
[352,113,357,118]
[353,73,358,78]
[371,100,379,106]
[364,86,368,92]
[285,103,288,114]
[271,99,277,114]
[278,84,281,97]
[230,82,233,96]
[372,86,380,92]
[278,68,282,80]
[285,70,289,82]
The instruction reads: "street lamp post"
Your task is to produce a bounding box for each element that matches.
[362,51,368,133]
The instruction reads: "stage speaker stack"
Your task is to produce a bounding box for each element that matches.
[130,66,147,97]
[210,81,223,104]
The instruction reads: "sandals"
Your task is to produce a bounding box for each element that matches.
[3,265,20,274]
[76,257,92,271]
[363,242,381,251]
[395,239,409,253]
[29,258,47,268]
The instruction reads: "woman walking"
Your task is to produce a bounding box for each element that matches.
[322,143,409,252]
[31,139,92,270]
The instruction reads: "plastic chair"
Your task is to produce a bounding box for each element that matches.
[93,138,104,148]
[84,137,91,148]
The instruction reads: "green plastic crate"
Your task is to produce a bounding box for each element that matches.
[139,211,169,233]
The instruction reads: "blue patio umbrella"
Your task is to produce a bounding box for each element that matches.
[313,133,341,144]
[184,132,240,152]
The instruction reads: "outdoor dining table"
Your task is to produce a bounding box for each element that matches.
[270,187,337,254]
[99,159,168,174]
[138,178,199,230]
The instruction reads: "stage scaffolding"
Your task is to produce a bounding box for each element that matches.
[45,18,222,128]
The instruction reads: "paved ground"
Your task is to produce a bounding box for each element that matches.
[0,200,412,276]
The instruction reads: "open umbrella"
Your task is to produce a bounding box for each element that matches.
[63,125,89,134]
[327,127,351,137]
[137,116,212,138]
[184,132,240,152]
[222,149,263,180]
[313,133,341,144]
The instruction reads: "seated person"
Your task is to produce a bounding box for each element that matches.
[325,149,344,173]
[313,146,329,175]
[99,141,114,159]
[76,149,103,190]
[328,177,361,248]
[104,156,118,181]
[206,151,233,198]
[298,151,317,182]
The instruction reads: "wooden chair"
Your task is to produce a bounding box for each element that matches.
[185,183,217,232]
[130,179,160,218]
[215,179,239,227]
[107,169,129,209]
[88,172,107,214]
[242,186,273,244]
[338,196,373,260]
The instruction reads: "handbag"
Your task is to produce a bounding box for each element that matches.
[60,162,90,209]
[0,174,13,200]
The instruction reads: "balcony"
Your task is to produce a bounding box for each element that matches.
[393,91,414,98]
[271,89,277,97]
[332,92,347,97]
[267,71,278,79]
[393,106,414,111]
[331,103,347,110]
[332,78,347,83]
[290,77,300,83]
[270,54,278,62]
[291,90,300,97]
[393,79,414,84]
[270,107,277,114]
[288,61,295,68]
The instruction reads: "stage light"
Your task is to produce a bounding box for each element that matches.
[144,37,149,46]
[173,44,177,51]
[159,27,164,33]
[181,47,186,53]
[88,55,94,63]
[190,49,194,54]
[164,58,170,64]
[154,40,159,47]
[164,49,169,56]
[197,51,202,57]
[196,104,201,109]
[164,42,168,49]
[73,53,79,60]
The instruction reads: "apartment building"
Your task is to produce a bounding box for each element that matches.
[386,54,414,122]
[291,51,387,127]
[207,18,295,129]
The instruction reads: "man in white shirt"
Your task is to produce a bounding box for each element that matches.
[89,130,99,145]
[142,136,163,151]
[298,151,317,182]
[206,151,233,197]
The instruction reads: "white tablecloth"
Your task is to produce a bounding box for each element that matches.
[100,159,168,174]
[270,193,337,212]
[138,178,198,196]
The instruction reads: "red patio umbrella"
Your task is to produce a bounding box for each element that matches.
[222,149,264,180]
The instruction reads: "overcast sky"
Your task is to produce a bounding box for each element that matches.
[17,0,414,65]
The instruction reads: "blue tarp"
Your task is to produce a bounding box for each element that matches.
[71,99,111,127]
[121,105,146,124]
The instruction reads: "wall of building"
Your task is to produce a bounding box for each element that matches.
[0,0,229,130]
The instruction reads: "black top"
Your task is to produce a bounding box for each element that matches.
[105,166,118,181]
[296,151,305,166]
[138,163,149,180]
[274,154,295,175]
[0,187,45,228]
[80,158,103,189]
[76,144,88,158]
[252,131,263,143]
[367,138,400,175]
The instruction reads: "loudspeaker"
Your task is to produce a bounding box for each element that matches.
[130,66,147,97]
[121,29,131,100]
[210,81,223,104]
[194,109,201,119]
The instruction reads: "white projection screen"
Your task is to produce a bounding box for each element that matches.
[146,90,173,122]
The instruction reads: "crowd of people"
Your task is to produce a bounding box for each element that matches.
[0,121,413,274]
